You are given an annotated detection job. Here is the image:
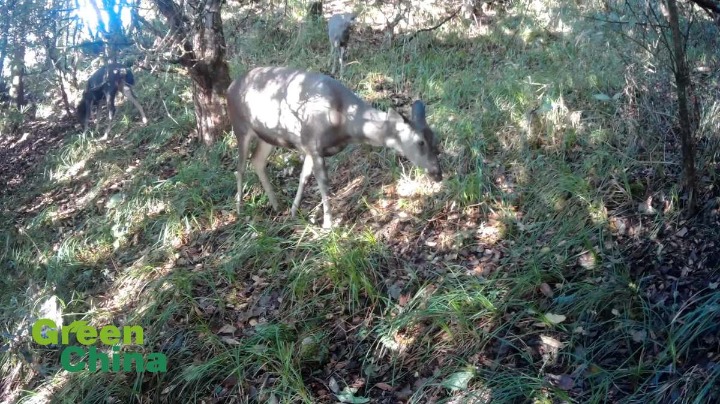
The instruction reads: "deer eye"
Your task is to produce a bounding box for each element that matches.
[418,140,425,147]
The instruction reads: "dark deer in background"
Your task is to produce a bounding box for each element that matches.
[227,66,442,229]
[307,1,323,21]
[76,63,148,137]
[328,13,356,77]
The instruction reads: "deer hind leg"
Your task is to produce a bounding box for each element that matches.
[93,101,101,134]
[250,140,279,211]
[309,153,333,228]
[330,42,338,75]
[122,85,148,125]
[101,91,116,139]
[81,100,91,132]
[107,91,116,122]
[291,154,315,218]
[338,46,346,77]
[234,125,254,214]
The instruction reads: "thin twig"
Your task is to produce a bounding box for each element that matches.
[404,7,461,43]
[584,15,669,29]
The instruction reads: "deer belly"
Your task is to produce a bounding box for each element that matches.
[320,144,346,156]
[254,129,298,149]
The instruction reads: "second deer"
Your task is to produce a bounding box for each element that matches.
[77,63,148,138]
[328,13,356,77]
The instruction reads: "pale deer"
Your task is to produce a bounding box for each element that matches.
[227,66,442,228]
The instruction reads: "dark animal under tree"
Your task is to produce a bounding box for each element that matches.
[76,63,148,137]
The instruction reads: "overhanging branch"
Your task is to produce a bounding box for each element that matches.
[404,7,461,43]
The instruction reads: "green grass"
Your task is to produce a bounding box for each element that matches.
[1,0,719,403]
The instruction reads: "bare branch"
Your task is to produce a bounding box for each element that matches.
[687,0,720,15]
[584,15,669,29]
[404,7,461,43]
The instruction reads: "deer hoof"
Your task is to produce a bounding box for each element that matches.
[321,217,333,229]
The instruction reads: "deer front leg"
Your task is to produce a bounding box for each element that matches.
[78,93,91,132]
[94,107,101,134]
[291,154,315,219]
[106,91,116,122]
[122,86,148,125]
[81,100,90,132]
[102,92,116,139]
[309,153,333,228]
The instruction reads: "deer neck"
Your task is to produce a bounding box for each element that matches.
[345,104,398,149]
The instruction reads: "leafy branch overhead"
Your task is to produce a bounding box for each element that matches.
[688,0,720,21]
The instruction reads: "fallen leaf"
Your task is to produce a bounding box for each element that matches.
[638,197,656,215]
[540,335,565,350]
[374,382,394,391]
[578,251,596,269]
[593,93,612,101]
[222,376,238,388]
[387,284,402,301]
[329,377,340,394]
[540,283,554,298]
[217,324,236,335]
[544,313,567,324]
[336,388,370,403]
[547,373,574,390]
[441,370,474,392]
[220,336,240,345]
[631,329,647,343]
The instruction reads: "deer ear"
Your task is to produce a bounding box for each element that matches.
[411,100,427,126]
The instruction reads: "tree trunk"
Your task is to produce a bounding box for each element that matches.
[48,43,73,116]
[103,0,127,63]
[666,0,698,215]
[153,0,231,145]
[190,70,230,145]
[187,0,231,145]
[10,43,25,108]
[0,0,15,82]
[44,14,73,117]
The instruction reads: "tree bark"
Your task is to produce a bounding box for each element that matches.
[10,43,26,108]
[153,0,231,145]
[45,35,73,116]
[187,0,231,145]
[666,0,698,215]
